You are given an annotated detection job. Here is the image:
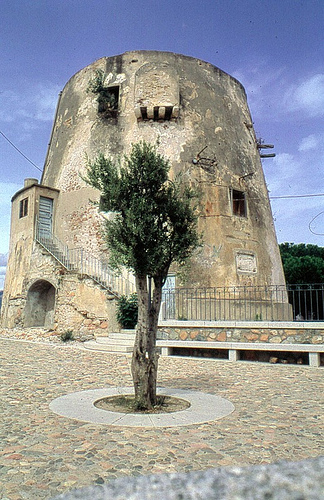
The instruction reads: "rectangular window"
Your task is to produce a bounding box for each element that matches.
[98,86,119,117]
[19,197,28,218]
[231,189,247,217]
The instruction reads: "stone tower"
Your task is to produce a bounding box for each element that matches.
[1,51,289,333]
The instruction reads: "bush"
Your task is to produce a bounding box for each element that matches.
[60,330,74,342]
[116,294,138,329]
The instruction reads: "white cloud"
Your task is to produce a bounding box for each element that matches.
[298,134,319,152]
[285,74,324,117]
[233,64,324,124]
[232,63,287,120]
[265,153,299,194]
[0,82,61,128]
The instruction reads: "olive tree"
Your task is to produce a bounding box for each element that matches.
[84,141,200,409]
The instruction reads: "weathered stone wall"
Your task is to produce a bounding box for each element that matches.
[1,183,59,327]
[55,275,119,337]
[1,239,119,334]
[41,51,286,291]
[159,322,324,344]
[2,51,290,333]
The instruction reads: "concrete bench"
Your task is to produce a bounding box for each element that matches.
[156,340,323,367]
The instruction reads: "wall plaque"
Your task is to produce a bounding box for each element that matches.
[236,252,257,274]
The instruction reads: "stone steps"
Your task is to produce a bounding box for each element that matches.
[108,331,136,341]
[83,340,133,353]
[83,331,136,353]
[83,331,169,354]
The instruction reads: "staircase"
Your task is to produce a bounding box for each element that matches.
[35,224,135,298]
[83,331,168,354]
[83,331,136,353]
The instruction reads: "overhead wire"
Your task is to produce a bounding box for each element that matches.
[1,129,323,202]
[0,130,43,173]
[309,211,324,236]
[269,193,324,199]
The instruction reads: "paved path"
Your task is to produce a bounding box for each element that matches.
[0,337,323,500]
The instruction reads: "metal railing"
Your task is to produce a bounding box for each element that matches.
[161,284,324,322]
[35,223,135,297]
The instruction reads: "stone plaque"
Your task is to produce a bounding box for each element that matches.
[236,252,257,274]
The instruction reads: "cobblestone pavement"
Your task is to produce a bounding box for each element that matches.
[0,335,323,500]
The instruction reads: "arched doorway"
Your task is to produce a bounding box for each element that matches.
[24,280,56,328]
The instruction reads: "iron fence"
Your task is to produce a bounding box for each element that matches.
[161,284,324,322]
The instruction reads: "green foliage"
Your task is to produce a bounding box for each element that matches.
[279,243,324,284]
[87,70,118,115]
[84,141,201,283]
[60,329,74,342]
[116,293,138,329]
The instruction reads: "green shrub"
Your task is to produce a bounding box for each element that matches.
[116,294,138,329]
[87,70,118,117]
[60,330,74,342]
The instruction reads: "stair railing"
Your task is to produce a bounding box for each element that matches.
[35,219,135,297]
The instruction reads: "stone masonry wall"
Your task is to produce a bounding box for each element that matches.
[158,323,324,344]
[54,275,119,338]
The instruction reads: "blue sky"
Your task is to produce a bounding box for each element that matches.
[1,0,323,288]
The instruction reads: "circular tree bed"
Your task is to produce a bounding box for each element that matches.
[94,394,191,414]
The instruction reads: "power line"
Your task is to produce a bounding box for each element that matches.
[0,130,43,173]
[0,129,323,200]
[309,211,324,236]
[270,193,324,199]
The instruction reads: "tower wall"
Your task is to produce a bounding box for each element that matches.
[41,51,285,289]
[2,51,288,332]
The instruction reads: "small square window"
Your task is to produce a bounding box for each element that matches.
[19,197,28,218]
[98,86,119,117]
[231,189,246,217]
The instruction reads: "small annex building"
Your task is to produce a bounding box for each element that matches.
[1,51,290,337]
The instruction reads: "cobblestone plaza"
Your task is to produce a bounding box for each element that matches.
[0,336,323,499]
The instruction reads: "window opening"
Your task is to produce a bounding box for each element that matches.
[138,105,177,121]
[231,189,247,217]
[19,197,28,218]
[164,106,173,120]
[153,107,159,121]
[140,107,148,120]
[98,86,119,117]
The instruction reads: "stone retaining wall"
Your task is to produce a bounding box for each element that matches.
[158,321,324,344]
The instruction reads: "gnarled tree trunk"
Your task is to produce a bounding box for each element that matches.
[131,274,163,410]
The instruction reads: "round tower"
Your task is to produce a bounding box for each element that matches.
[41,50,285,290]
[2,51,290,331]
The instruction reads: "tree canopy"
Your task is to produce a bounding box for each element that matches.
[279,243,324,284]
[84,140,201,282]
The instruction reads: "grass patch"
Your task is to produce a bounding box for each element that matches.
[94,394,190,414]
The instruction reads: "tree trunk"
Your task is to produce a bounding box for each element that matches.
[131,274,163,410]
